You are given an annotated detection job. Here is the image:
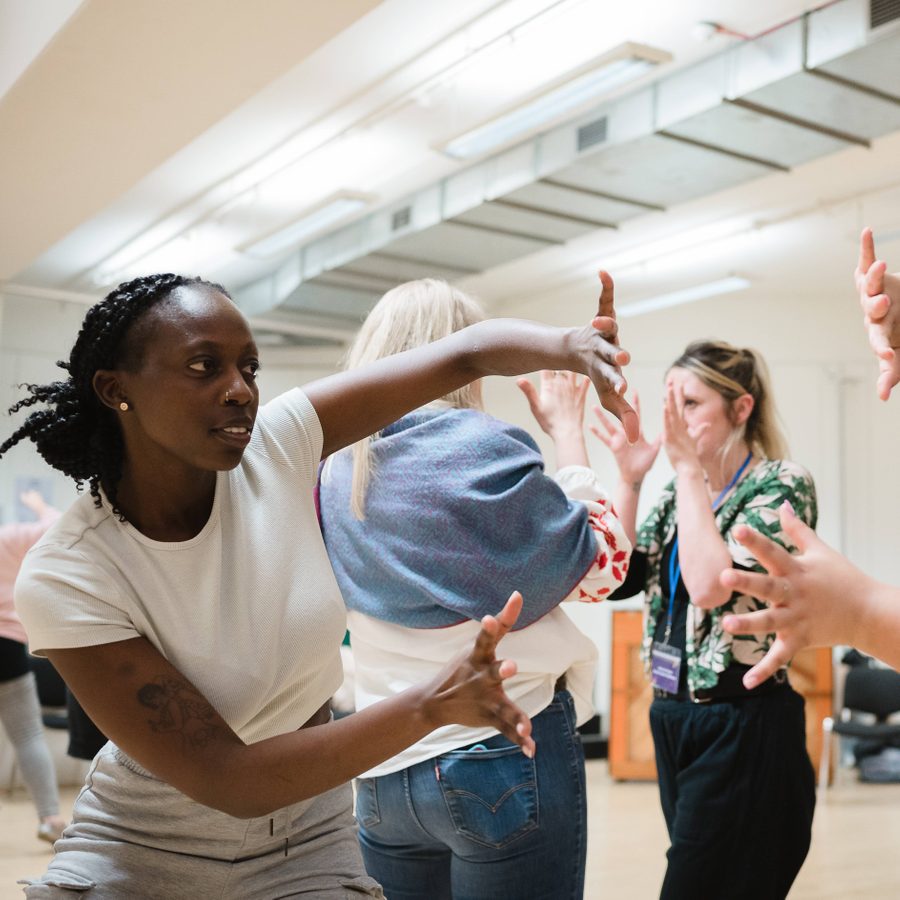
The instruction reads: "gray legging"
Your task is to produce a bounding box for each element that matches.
[0,664,60,820]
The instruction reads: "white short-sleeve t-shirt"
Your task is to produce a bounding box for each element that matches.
[15,389,346,744]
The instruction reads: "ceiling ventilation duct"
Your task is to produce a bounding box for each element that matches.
[235,0,900,334]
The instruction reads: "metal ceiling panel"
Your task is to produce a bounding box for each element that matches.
[279,280,378,320]
[453,200,610,244]
[333,252,478,284]
[235,0,900,336]
[504,180,657,224]
[385,220,554,272]
[556,134,776,208]
[662,102,851,169]
[740,71,900,142]
[807,0,900,98]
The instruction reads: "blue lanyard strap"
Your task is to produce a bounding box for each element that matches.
[663,452,753,643]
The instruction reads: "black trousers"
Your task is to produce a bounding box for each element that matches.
[0,635,30,681]
[649,686,815,900]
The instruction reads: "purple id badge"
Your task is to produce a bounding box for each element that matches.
[651,642,682,693]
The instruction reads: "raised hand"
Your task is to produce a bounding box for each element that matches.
[518,370,591,468]
[719,503,868,688]
[19,489,51,518]
[591,391,660,483]
[855,227,900,400]
[422,592,535,757]
[574,271,639,443]
[517,370,590,438]
[662,381,705,473]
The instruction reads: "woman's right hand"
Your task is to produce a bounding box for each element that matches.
[419,592,535,757]
[591,391,660,484]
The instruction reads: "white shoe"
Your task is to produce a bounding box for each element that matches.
[37,821,66,844]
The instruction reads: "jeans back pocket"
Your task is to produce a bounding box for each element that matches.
[436,744,538,849]
[355,777,381,829]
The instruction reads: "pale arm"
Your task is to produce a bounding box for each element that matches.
[661,383,732,607]
[47,593,533,819]
[673,468,734,609]
[306,272,639,458]
[720,504,900,684]
[589,392,660,545]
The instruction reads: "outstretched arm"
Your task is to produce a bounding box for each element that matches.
[855,228,900,400]
[307,271,639,458]
[590,391,660,545]
[47,592,534,819]
[720,504,900,685]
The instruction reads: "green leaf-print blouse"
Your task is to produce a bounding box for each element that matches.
[635,459,817,692]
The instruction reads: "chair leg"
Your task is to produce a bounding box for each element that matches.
[818,716,834,790]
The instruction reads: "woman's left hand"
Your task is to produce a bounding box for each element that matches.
[517,370,590,440]
[662,382,705,473]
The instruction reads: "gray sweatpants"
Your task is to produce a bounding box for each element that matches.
[0,671,60,819]
[20,743,384,899]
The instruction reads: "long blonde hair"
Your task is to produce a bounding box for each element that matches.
[330,278,485,519]
[671,339,787,463]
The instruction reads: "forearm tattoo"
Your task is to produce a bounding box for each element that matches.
[137,677,223,749]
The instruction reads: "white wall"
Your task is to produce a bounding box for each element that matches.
[0,293,87,522]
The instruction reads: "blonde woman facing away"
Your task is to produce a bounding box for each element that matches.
[595,341,817,900]
[318,279,631,900]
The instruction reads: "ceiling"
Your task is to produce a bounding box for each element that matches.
[2,0,900,349]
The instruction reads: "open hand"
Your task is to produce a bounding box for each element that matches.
[662,382,705,472]
[423,592,535,757]
[517,370,590,439]
[719,503,866,688]
[591,391,660,482]
[855,227,900,400]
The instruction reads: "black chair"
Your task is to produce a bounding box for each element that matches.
[819,665,900,787]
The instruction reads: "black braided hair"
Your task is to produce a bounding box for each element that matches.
[0,273,230,519]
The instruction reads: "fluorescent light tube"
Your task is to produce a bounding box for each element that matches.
[617,277,751,318]
[241,195,369,259]
[442,45,668,160]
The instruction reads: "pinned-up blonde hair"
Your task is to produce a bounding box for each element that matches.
[328,278,486,520]
[671,339,788,462]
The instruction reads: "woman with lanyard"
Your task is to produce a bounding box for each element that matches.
[593,340,817,900]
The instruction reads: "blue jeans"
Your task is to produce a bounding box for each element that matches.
[354,690,586,900]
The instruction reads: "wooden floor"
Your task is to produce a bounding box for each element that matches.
[2,761,899,898]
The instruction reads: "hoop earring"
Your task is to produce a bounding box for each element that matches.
[119,401,129,412]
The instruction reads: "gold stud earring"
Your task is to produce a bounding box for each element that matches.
[119,401,129,412]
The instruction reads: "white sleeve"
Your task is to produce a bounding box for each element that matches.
[554,465,633,603]
[251,388,324,482]
[15,546,139,657]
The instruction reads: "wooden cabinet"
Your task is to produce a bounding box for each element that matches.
[608,610,833,781]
